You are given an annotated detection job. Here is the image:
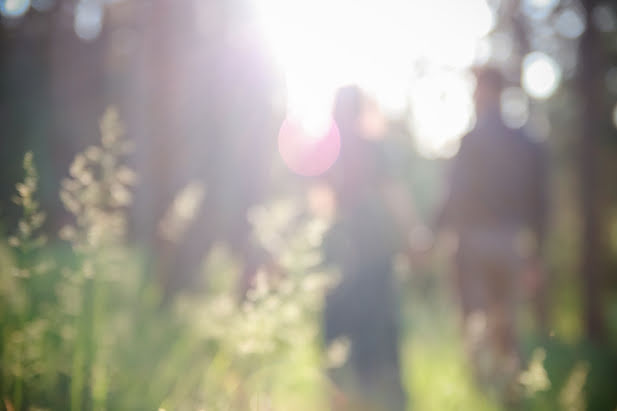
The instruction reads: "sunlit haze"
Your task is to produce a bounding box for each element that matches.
[1,1,565,159]
[0,0,30,17]
[252,0,496,160]
[522,52,562,100]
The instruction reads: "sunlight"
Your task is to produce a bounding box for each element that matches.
[0,0,30,17]
[252,0,495,164]
[501,87,530,129]
[522,0,559,20]
[409,71,476,158]
[278,117,341,177]
[522,52,562,100]
[74,0,104,41]
[554,8,586,39]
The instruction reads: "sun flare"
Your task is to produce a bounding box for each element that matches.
[252,0,495,161]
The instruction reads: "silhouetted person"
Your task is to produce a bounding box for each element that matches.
[436,67,547,401]
[322,86,407,411]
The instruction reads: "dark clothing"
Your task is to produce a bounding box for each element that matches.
[440,115,547,245]
[322,137,406,410]
[439,113,547,399]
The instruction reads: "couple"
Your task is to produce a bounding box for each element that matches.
[321,67,547,410]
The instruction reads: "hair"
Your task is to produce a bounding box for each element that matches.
[472,66,506,93]
[333,85,365,130]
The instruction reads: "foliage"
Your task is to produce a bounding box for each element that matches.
[1,109,616,411]
[0,108,333,411]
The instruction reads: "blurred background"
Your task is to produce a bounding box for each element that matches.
[1,0,617,410]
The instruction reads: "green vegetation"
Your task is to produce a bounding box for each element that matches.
[0,109,330,411]
[0,109,615,410]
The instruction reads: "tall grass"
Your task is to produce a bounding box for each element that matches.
[0,108,332,411]
[1,108,614,410]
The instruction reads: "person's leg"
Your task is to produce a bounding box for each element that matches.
[330,262,407,411]
[455,246,492,384]
[487,257,523,406]
[489,266,519,364]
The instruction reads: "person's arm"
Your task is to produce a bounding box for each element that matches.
[433,133,473,233]
[383,180,416,236]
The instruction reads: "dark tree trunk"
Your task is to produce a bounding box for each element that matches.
[578,0,606,343]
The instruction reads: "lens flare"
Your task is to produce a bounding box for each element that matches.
[501,87,529,129]
[278,116,341,177]
[74,0,103,41]
[253,0,495,159]
[0,0,30,18]
[522,52,562,100]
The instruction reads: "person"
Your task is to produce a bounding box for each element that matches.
[321,86,410,411]
[435,66,548,401]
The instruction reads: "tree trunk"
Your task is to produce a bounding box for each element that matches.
[578,0,606,343]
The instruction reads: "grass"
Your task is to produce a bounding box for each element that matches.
[1,107,616,410]
[400,271,501,411]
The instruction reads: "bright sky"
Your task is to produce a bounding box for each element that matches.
[250,0,563,163]
[0,0,565,162]
[251,0,495,159]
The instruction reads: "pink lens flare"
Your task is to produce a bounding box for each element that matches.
[278,116,341,177]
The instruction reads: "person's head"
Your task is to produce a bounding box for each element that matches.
[330,85,385,200]
[472,66,505,117]
[333,85,386,140]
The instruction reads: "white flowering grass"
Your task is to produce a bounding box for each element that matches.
[0,107,333,411]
